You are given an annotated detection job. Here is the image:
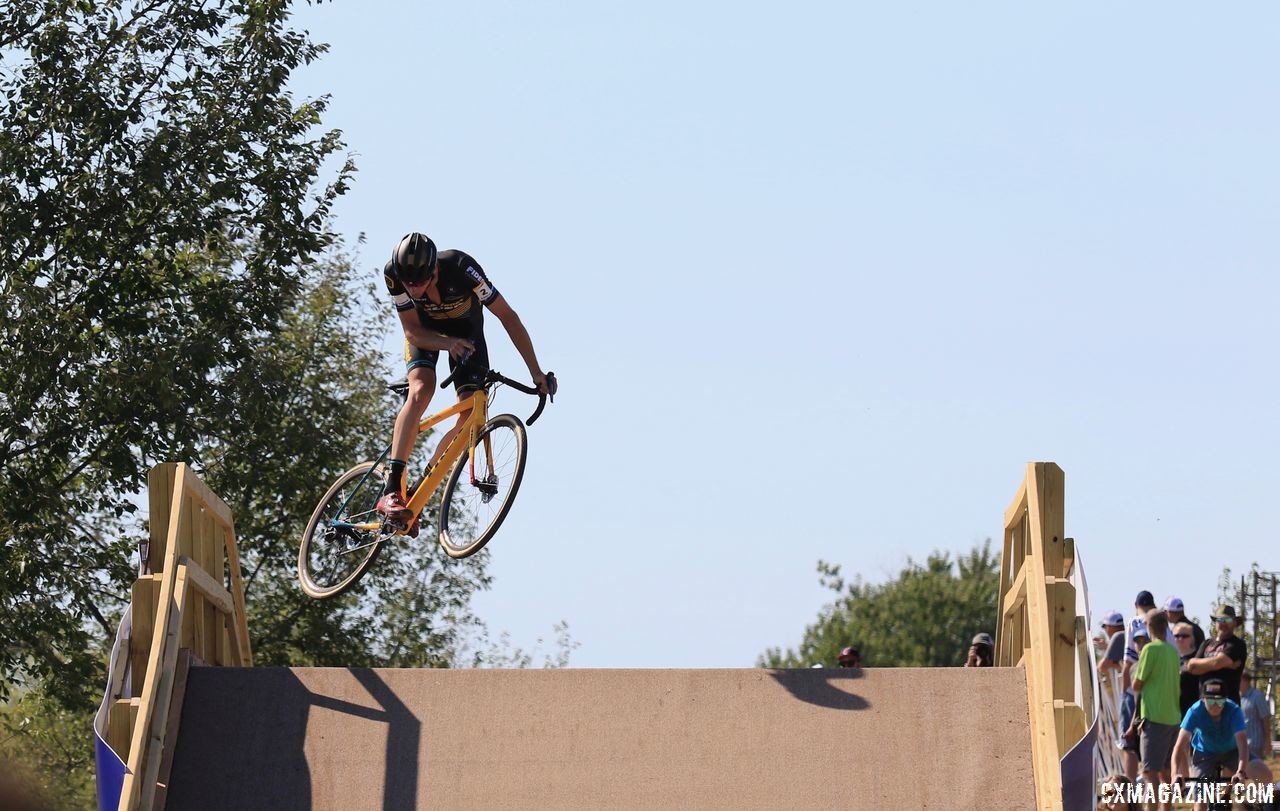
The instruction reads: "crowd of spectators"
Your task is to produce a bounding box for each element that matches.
[1094,590,1277,810]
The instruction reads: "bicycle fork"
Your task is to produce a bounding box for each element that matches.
[470,429,499,502]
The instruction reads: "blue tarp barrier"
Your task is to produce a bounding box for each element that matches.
[95,732,127,811]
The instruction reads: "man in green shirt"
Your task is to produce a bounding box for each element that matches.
[1128,609,1183,809]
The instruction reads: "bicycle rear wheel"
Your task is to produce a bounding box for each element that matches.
[298,462,387,599]
[438,414,527,559]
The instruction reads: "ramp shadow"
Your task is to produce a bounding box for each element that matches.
[167,668,420,811]
[349,668,420,811]
[166,667,314,810]
[767,669,871,710]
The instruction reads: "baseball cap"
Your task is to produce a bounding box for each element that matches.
[1102,611,1124,626]
[1211,604,1237,621]
[1131,619,1150,640]
[1135,590,1155,608]
[1201,679,1226,699]
[1164,596,1184,612]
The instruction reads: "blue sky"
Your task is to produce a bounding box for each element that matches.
[286,1,1279,666]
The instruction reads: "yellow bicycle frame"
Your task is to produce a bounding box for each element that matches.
[350,388,494,532]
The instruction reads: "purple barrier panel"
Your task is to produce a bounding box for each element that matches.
[95,732,126,811]
[1062,719,1098,811]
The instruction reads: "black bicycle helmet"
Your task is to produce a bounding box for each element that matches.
[393,232,437,284]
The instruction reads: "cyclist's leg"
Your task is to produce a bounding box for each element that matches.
[427,335,488,470]
[385,343,438,503]
[1188,750,1232,811]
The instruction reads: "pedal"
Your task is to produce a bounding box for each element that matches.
[380,516,410,534]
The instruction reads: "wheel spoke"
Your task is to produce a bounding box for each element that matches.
[439,417,526,558]
[298,463,388,598]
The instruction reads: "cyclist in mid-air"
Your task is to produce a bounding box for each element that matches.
[375,232,550,528]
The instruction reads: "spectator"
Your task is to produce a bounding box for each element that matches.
[1171,678,1261,810]
[965,633,993,667]
[1098,611,1127,678]
[1119,622,1152,780]
[1165,596,1205,651]
[1127,609,1182,809]
[1172,621,1200,718]
[1240,671,1274,763]
[837,646,860,668]
[1098,773,1136,811]
[1187,604,1248,703]
[1125,593,1175,701]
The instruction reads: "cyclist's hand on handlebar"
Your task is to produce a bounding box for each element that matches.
[532,371,557,400]
[446,338,475,361]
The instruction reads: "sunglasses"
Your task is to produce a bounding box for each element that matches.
[1204,698,1226,707]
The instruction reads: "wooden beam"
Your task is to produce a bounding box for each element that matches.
[145,464,178,574]
[1061,537,1075,580]
[153,649,195,811]
[1003,476,1028,532]
[107,699,139,762]
[137,565,191,809]
[176,466,234,528]
[120,464,193,811]
[1028,463,1066,591]
[1047,578,1077,704]
[222,516,252,666]
[177,557,235,617]
[1002,564,1029,620]
[1020,463,1066,811]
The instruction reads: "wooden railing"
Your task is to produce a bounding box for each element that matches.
[107,463,252,811]
[996,462,1089,811]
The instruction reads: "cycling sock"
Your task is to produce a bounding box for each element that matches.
[384,459,408,496]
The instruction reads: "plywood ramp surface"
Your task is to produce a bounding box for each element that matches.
[165,666,1035,810]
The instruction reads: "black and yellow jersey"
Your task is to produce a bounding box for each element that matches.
[383,249,499,338]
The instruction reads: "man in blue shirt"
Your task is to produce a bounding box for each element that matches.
[1239,671,1274,762]
[1172,679,1252,797]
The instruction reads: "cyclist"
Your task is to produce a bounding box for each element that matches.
[1171,678,1257,810]
[375,232,550,527]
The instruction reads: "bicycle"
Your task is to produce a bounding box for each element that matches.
[1180,769,1249,811]
[297,366,555,600]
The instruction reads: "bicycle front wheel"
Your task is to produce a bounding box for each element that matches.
[298,461,387,599]
[438,414,528,559]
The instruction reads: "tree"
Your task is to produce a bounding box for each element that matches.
[1,684,98,810]
[760,541,1000,668]
[0,0,352,705]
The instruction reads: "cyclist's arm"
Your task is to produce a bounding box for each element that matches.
[486,294,546,386]
[399,310,472,356]
[1171,728,1192,784]
[1234,730,1249,778]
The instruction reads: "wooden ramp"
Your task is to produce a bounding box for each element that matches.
[164,665,1035,810]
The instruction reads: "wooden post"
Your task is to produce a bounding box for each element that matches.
[116,464,252,810]
[997,462,1084,811]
